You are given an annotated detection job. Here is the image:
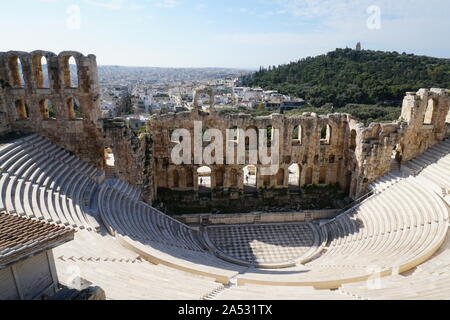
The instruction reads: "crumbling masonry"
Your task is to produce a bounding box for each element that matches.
[0,51,449,213]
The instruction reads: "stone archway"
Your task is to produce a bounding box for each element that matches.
[193,87,215,112]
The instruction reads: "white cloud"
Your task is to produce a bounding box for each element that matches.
[155,0,178,8]
[272,0,448,21]
[83,0,124,10]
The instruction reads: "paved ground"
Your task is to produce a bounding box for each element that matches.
[206,223,316,266]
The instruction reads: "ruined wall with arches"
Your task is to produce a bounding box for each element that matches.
[0,50,105,167]
[149,109,362,212]
[148,88,450,212]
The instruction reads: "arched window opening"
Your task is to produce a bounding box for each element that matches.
[391,144,403,165]
[292,125,302,145]
[66,97,82,119]
[302,155,308,165]
[229,169,238,187]
[9,56,25,88]
[33,55,50,88]
[67,97,75,119]
[349,130,357,151]
[262,175,271,188]
[243,165,257,191]
[424,98,436,125]
[186,170,194,188]
[197,166,211,191]
[288,164,300,188]
[63,56,78,88]
[228,126,238,143]
[266,125,273,146]
[15,100,29,120]
[276,168,285,186]
[305,167,313,185]
[104,147,115,168]
[202,126,210,147]
[172,170,180,188]
[329,154,335,164]
[215,169,224,187]
[319,167,327,184]
[244,126,258,151]
[320,125,332,145]
[39,99,56,120]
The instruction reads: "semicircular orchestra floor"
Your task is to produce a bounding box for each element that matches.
[203,223,321,268]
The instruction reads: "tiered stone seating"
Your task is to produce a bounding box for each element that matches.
[53,230,143,263]
[402,138,450,176]
[53,225,228,300]
[97,184,246,284]
[235,178,448,288]
[317,181,447,265]
[398,138,450,204]
[215,284,354,300]
[0,134,102,231]
[104,178,141,201]
[339,230,450,300]
[368,170,405,194]
[55,258,223,300]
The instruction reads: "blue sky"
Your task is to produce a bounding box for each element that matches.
[0,0,449,68]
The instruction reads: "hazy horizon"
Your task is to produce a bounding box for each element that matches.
[1,0,449,69]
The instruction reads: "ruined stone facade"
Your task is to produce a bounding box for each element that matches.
[150,89,450,212]
[0,50,104,167]
[0,50,449,214]
[0,50,152,197]
[103,118,155,201]
[355,88,450,192]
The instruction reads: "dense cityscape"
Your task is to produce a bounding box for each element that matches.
[98,65,306,130]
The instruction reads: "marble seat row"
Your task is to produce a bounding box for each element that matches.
[104,178,141,201]
[0,134,102,231]
[339,231,450,299]
[55,258,223,300]
[99,185,203,251]
[215,284,355,300]
[310,180,448,265]
[97,183,247,284]
[368,171,404,194]
[235,177,448,288]
[401,138,450,176]
[53,230,143,263]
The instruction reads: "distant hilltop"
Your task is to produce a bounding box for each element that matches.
[242,48,450,108]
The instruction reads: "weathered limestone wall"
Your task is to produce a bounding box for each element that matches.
[148,89,450,207]
[0,86,9,135]
[103,118,155,201]
[0,50,104,167]
[354,88,450,194]
[151,111,353,186]
[400,89,450,161]
[174,209,339,226]
[0,50,152,196]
